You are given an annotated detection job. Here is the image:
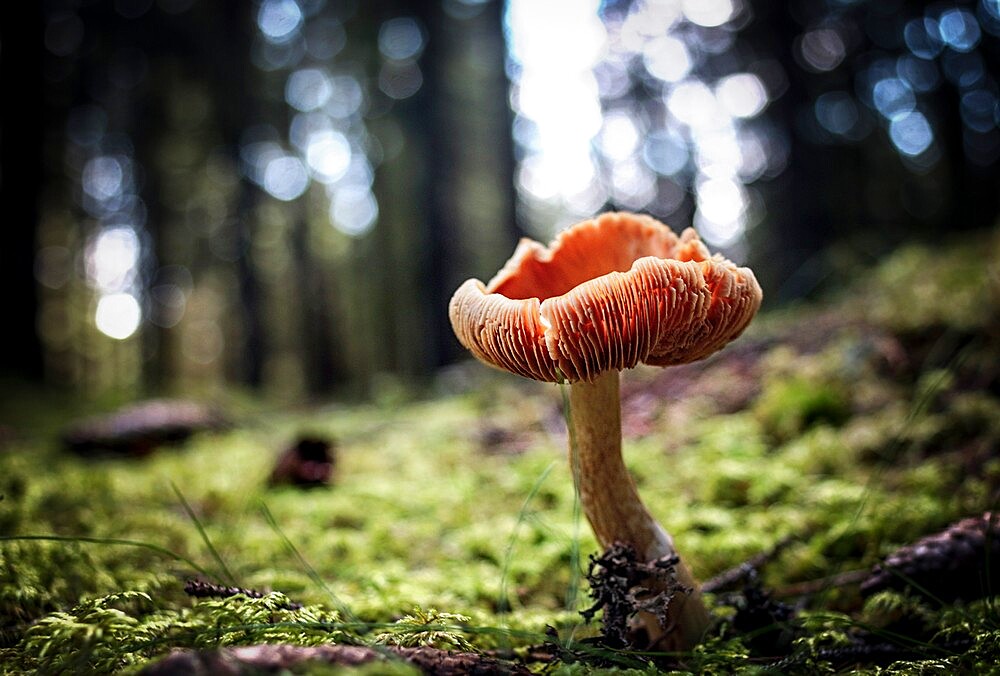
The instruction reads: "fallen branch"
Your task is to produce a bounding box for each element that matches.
[702,535,795,594]
[772,569,869,599]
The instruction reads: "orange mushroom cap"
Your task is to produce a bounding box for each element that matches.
[449,212,763,383]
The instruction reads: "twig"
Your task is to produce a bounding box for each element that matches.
[702,536,796,594]
[183,579,303,610]
[772,569,869,599]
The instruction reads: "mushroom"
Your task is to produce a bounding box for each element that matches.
[449,212,762,650]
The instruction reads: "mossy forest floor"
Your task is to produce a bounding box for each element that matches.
[2,232,1000,674]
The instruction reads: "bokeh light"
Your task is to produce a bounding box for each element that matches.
[326,76,365,118]
[904,18,944,59]
[872,78,916,119]
[378,17,426,62]
[82,156,125,202]
[506,0,608,228]
[961,89,999,132]
[286,68,333,111]
[815,91,861,136]
[505,0,777,246]
[304,130,352,183]
[241,134,284,186]
[736,128,769,180]
[304,17,346,60]
[609,158,657,209]
[694,177,748,246]
[150,265,192,329]
[889,110,934,157]
[941,50,985,88]
[716,73,769,118]
[330,185,379,237]
[379,61,424,100]
[799,28,847,72]
[290,111,332,151]
[263,155,310,201]
[938,8,981,52]
[682,0,735,28]
[95,292,142,340]
[86,226,140,293]
[598,111,642,163]
[258,0,304,43]
[668,80,723,128]
[251,5,390,242]
[643,36,692,83]
[643,129,690,177]
[896,55,941,93]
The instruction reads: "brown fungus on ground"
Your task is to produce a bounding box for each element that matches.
[62,399,229,457]
[449,212,763,651]
[269,436,335,488]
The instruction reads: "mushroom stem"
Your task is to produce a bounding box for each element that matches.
[568,369,711,651]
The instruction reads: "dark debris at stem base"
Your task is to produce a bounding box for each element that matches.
[581,543,687,649]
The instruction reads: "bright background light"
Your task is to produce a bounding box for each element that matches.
[506,0,773,249]
[95,292,142,340]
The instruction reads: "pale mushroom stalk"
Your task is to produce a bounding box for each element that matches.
[568,369,711,650]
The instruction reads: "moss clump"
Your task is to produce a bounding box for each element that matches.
[372,607,475,651]
[864,239,1000,334]
[754,375,851,442]
[12,591,351,674]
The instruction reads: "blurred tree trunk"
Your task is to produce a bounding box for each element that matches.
[0,3,45,381]
[232,180,265,388]
[214,2,266,389]
[743,0,834,302]
[126,2,260,391]
[390,0,521,374]
[133,66,168,392]
[291,205,342,395]
[939,87,998,234]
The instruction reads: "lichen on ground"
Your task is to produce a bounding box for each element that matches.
[1,230,999,674]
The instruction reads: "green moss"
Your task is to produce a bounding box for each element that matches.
[864,237,1000,333]
[754,374,851,442]
[2,232,1000,673]
[372,607,475,651]
[16,591,353,673]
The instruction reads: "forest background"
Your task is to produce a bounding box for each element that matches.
[3,0,998,399]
